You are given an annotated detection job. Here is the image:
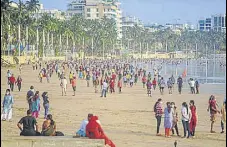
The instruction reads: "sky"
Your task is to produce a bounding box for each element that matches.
[15,0,226,25]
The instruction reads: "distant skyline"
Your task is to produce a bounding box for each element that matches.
[13,0,226,25]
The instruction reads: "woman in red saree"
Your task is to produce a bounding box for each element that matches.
[86,116,115,147]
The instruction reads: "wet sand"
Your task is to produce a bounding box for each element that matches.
[1,64,226,147]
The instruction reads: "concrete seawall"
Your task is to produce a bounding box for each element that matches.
[1,136,104,147]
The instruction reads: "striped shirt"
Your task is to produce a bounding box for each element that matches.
[155,102,163,116]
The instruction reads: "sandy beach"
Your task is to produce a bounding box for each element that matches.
[1,64,226,147]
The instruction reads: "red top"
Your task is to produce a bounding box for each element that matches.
[190,105,197,121]
[112,74,116,80]
[71,79,76,87]
[152,79,157,85]
[110,80,114,88]
[142,77,147,83]
[9,76,16,84]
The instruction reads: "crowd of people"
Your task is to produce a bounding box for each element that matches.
[1,58,226,146]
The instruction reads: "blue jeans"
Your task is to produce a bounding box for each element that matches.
[182,120,190,138]
[43,103,49,118]
[101,89,107,97]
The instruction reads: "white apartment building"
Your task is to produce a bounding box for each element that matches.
[211,14,226,32]
[36,4,65,20]
[67,0,122,39]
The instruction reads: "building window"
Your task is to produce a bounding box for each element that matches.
[87,14,91,17]
[96,14,99,17]
[96,8,99,12]
[87,8,90,12]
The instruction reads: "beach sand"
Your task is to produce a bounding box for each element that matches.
[1,65,226,147]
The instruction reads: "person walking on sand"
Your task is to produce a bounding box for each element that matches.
[42,92,49,119]
[171,102,180,137]
[16,75,22,91]
[146,80,152,97]
[189,78,195,94]
[31,91,41,118]
[177,76,183,94]
[117,78,122,93]
[154,98,163,136]
[9,74,16,92]
[61,77,67,96]
[164,102,173,138]
[101,80,108,98]
[94,77,99,93]
[195,79,199,94]
[27,86,35,110]
[86,73,91,87]
[142,75,147,88]
[181,102,191,138]
[189,100,197,138]
[208,95,220,133]
[1,89,14,121]
[71,76,77,96]
[220,101,226,133]
[167,78,173,94]
[159,77,166,95]
[152,78,157,90]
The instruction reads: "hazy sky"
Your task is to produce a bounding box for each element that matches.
[15,0,226,25]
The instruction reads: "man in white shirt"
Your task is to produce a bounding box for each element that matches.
[61,77,67,96]
[189,78,195,94]
[101,80,108,97]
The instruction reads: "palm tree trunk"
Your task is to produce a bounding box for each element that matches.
[42,29,45,58]
[36,27,39,57]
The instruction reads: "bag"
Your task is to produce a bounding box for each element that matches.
[55,131,64,136]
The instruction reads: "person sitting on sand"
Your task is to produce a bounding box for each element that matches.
[41,114,56,136]
[17,110,40,136]
[86,116,115,147]
[75,114,93,137]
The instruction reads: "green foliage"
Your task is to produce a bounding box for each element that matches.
[1,0,118,57]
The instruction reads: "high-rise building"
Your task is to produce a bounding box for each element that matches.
[212,14,226,32]
[66,0,86,18]
[198,18,212,31]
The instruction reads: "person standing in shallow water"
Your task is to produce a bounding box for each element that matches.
[1,89,14,121]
